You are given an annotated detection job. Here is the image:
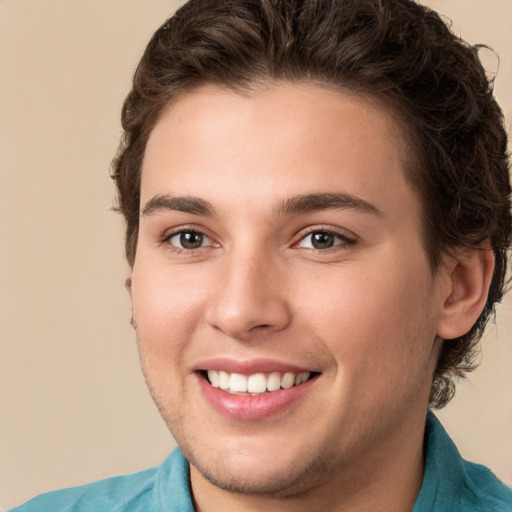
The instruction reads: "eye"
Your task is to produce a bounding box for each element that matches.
[168,230,214,250]
[296,230,354,250]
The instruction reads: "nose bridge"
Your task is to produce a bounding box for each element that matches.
[206,241,290,339]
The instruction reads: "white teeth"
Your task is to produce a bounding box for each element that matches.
[281,372,295,389]
[207,370,219,388]
[229,373,248,392]
[218,371,230,390]
[267,372,281,392]
[248,373,267,393]
[205,370,312,394]
[298,372,310,384]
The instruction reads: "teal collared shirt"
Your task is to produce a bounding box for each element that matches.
[414,413,512,511]
[9,412,512,511]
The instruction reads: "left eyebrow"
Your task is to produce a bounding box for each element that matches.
[274,192,382,217]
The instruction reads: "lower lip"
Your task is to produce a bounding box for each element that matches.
[196,374,317,421]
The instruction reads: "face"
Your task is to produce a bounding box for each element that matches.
[131,83,447,497]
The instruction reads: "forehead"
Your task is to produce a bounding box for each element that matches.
[141,82,418,223]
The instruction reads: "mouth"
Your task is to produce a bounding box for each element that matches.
[195,361,321,420]
[200,370,319,396]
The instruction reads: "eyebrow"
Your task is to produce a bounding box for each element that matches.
[275,192,381,217]
[142,194,215,217]
[141,192,381,218]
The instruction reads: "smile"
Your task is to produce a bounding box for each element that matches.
[206,370,312,395]
[197,369,319,420]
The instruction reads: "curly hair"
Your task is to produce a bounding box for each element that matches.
[112,0,511,408]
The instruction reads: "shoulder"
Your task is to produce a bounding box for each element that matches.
[461,460,512,512]
[8,448,194,512]
[414,412,512,512]
[8,468,158,512]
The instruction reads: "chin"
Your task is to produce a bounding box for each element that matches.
[179,430,333,498]
[189,449,321,497]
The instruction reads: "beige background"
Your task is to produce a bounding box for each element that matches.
[0,1,510,509]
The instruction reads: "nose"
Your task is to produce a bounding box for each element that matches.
[205,250,292,341]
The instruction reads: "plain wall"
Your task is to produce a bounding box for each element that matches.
[0,1,511,509]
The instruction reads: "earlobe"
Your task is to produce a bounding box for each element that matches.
[436,242,495,340]
[125,276,136,329]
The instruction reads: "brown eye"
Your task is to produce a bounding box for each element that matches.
[169,231,208,249]
[296,230,356,250]
[311,232,336,249]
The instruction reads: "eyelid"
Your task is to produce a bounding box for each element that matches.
[293,225,358,249]
[161,224,218,249]
[159,224,357,252]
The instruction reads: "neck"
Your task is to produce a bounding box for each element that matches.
[190,409,427,512]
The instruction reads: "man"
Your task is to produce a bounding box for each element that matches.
[10,0,511,510]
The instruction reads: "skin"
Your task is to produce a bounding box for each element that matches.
[129,82,490,511]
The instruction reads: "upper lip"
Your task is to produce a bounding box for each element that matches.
[193,357,319,375]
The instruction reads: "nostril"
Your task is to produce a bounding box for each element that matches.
[251,323,272,330]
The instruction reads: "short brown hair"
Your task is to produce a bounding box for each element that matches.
[112,0,511,408]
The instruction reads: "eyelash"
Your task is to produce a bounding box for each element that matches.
[161,226,215,254]
[161,226,357,254]
[293,227,357,252]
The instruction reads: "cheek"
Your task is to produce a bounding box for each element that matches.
[303,260,436,376]
[130,266,207,366]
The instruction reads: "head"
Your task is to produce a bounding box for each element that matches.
[112,0,511,409]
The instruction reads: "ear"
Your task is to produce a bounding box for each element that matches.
[436,241,494,340]
[125,276,133,295]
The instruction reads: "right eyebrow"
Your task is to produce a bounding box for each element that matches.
[274,192,382,217]
[141,194,215,217]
